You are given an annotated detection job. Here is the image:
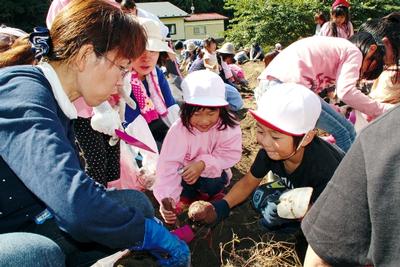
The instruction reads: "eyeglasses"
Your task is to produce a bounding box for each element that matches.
[95,49,130,79]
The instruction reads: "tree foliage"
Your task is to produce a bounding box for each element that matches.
[2,0,398,44]
[0,0,51,32]
[224,0,400,49]
[0,0,229,32]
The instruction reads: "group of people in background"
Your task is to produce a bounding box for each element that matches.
[0,0,399,266]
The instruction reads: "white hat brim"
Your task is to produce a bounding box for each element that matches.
[0,27,27,38]
[216,48,235,55]
[146,38,176,60]
[185,96,228,107]
[147,39,175,55]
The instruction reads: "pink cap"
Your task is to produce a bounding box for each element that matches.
[332,0,350,9]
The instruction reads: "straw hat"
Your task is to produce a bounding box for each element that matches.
[217,42,235,55]
[185,41,196,52]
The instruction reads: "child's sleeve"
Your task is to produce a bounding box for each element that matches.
[153,122,188,204]
[336,48,393,118]
[318,22,331,37]
[348,21,354,37]
[195,125,242,178]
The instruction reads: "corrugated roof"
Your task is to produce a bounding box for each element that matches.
[184,13,228,22]
[136,2,188,18]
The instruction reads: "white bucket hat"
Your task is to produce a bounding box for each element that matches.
[0,26,27,38]
[138,18,175,59]
[249,83,321,136]
[275,43,282,50]
[182,70,228,107]
[217,42,235,55]
[185,41,196,52]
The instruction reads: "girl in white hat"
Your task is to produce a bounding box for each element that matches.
[188,83,344,238]
[152,70,242,225]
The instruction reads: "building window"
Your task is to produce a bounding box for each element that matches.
[193,26,206,35]
[165,24,176,35]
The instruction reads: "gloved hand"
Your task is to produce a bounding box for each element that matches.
[188,199,230,224]
[261,201,291,229]
[251,181,286,212]
[119,73,136,110]
[133,218,190,267]
[90,101,121,137]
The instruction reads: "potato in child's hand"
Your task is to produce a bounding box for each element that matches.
[188,201,217,224]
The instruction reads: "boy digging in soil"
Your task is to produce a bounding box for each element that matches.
[189,83,344,235]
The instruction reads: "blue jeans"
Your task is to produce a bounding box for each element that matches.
[0,189,154,267]
[0,232,65,267]
[316,98,356,152]
[181,172,228,199]
[225,83,243,111]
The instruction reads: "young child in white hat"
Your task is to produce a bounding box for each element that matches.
[152,70,242,224]
[188,83,344,235]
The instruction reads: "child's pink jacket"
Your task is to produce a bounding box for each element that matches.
[259,36,392,118]
[319,21,354,39]
[153,119,242,204]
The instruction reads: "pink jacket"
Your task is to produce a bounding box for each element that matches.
[229,64,245,79]
[153,119,242,204]
[259,36,392,118]
[319,21,354,39]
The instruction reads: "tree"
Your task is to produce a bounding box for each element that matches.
[224,0,400,49]
[350,0,400,26]
[224,0,324,48]
[1,0,51,32]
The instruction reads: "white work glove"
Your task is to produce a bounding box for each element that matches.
[118,73,136,110]
[90,101,121,137]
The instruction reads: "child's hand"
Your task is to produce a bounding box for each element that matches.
[160,198,177,225]
[181,161,205,185]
